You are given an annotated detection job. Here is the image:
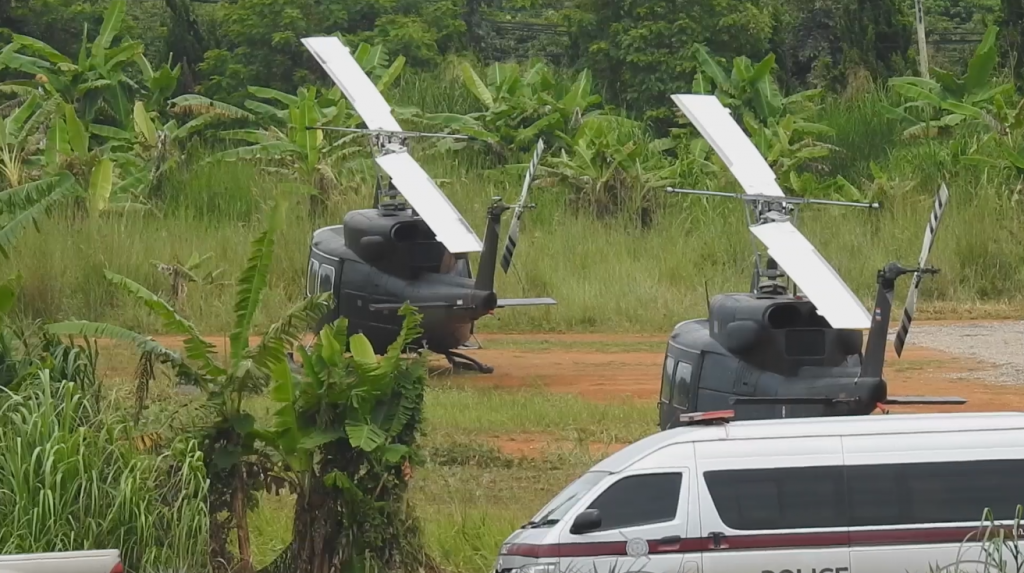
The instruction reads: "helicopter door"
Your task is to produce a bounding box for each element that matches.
[661,353,699,430]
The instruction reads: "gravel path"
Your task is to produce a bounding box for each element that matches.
[889,321,1024,384]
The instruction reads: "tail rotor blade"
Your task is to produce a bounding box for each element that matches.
[894,183,950,357]
[501,138,545,274]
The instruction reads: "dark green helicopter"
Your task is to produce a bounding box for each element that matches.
[655,94,966,428]
[296,35,555,374]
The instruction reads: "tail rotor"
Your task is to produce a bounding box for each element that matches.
[501,138,545,274]
[893,183,950,358]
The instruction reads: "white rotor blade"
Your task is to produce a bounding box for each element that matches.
[375,151,482,254]
[301,36,402,132]
[749,221,872,329]
[894,183,950,357]
[671,94,785,198]
[501,138,545,273]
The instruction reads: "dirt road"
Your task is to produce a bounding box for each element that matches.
[110,320,1023,458]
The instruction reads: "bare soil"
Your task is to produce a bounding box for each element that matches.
[97,320,1024,459]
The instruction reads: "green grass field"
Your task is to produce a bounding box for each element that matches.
[8,124,1024,338]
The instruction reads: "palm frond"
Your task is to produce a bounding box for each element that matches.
[0,172,77,259]
[101,270,225,376]
[169,94,254,120]
[229,195,288,362]
[46,320,181,364]
[247,293,331,372]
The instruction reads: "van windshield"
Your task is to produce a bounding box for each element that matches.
[523,471,610,528]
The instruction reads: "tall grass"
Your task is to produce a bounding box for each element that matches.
[6,77,1024,335]
[0,375,209,572]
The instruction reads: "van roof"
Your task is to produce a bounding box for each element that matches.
[592,412,1024,473]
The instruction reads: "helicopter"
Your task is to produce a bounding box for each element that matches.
[298,35,556,374]
[656,93,966,429]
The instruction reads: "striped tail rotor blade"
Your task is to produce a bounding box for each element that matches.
[501,138,545,274]
[894,183,950,357]
[500,216,520,274]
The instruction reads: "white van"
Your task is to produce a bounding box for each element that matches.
[494,411,1024,573]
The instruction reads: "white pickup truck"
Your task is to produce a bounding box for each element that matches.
[0,550,122,573]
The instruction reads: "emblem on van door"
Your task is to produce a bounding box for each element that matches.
[626,538,649,557]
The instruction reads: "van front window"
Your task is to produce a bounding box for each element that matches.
[524,471,610,528]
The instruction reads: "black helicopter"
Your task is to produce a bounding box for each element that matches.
[298,36,555,374]
[656,94,966,429]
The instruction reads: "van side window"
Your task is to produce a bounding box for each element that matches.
[660,357,674,402]
[847,458,1024,526]
[318,264,335,295]
[306,260,320,297]
[672,361,692,409]
[704,467,847,530]
[585,473,681,532]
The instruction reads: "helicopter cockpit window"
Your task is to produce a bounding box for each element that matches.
[306,260,320,297]
[660,357,674,403]
[672,361,692,409]
[318,264,335,295]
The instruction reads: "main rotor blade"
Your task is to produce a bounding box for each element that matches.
[300,36,402,132]
[893,183,950,358]
[375,151,482,254]
[671,94,785,198]
[749,221,872,330]
[501,138,545,274]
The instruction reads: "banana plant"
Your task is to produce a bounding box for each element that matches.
[538,114,676,223]
[46,192,331,573]
[881,25,1010,139]
[151,250,228,308]
[2,0,154,131]
[253,305,428,572]
[169,41,410,208]
[690,44,824,124]
[0,94,62,188]
[743,113,838,179]
[687,43,836,178]
[451,59,605,154]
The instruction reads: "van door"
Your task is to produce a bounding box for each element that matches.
[696,436,851,573]
[557,446,695,573]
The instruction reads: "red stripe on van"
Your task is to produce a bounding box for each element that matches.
[501,526,1014,558]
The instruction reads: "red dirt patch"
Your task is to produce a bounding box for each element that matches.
[93,323,1024,459]
[485,433,628,458]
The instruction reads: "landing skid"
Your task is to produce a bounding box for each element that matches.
[442,350,494,374]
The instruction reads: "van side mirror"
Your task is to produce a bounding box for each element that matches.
[569,509,602,535]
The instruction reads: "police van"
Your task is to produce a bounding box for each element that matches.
[494,411,1024,573]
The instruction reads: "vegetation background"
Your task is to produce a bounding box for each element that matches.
[3,0,1024,572]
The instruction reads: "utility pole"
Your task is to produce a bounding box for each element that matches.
[914,0,930,78]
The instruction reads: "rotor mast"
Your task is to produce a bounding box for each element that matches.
[666,187,880,296]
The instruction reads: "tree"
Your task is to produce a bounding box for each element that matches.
[562,0,775,127]
[255,307,434,573]
[769,0,912,91]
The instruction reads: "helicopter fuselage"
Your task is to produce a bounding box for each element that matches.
[306,208,496,354]
[657,293,888,429]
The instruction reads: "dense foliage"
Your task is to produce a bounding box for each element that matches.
[4,0,1024,571]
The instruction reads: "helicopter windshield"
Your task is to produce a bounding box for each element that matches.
[524,471,610,528]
